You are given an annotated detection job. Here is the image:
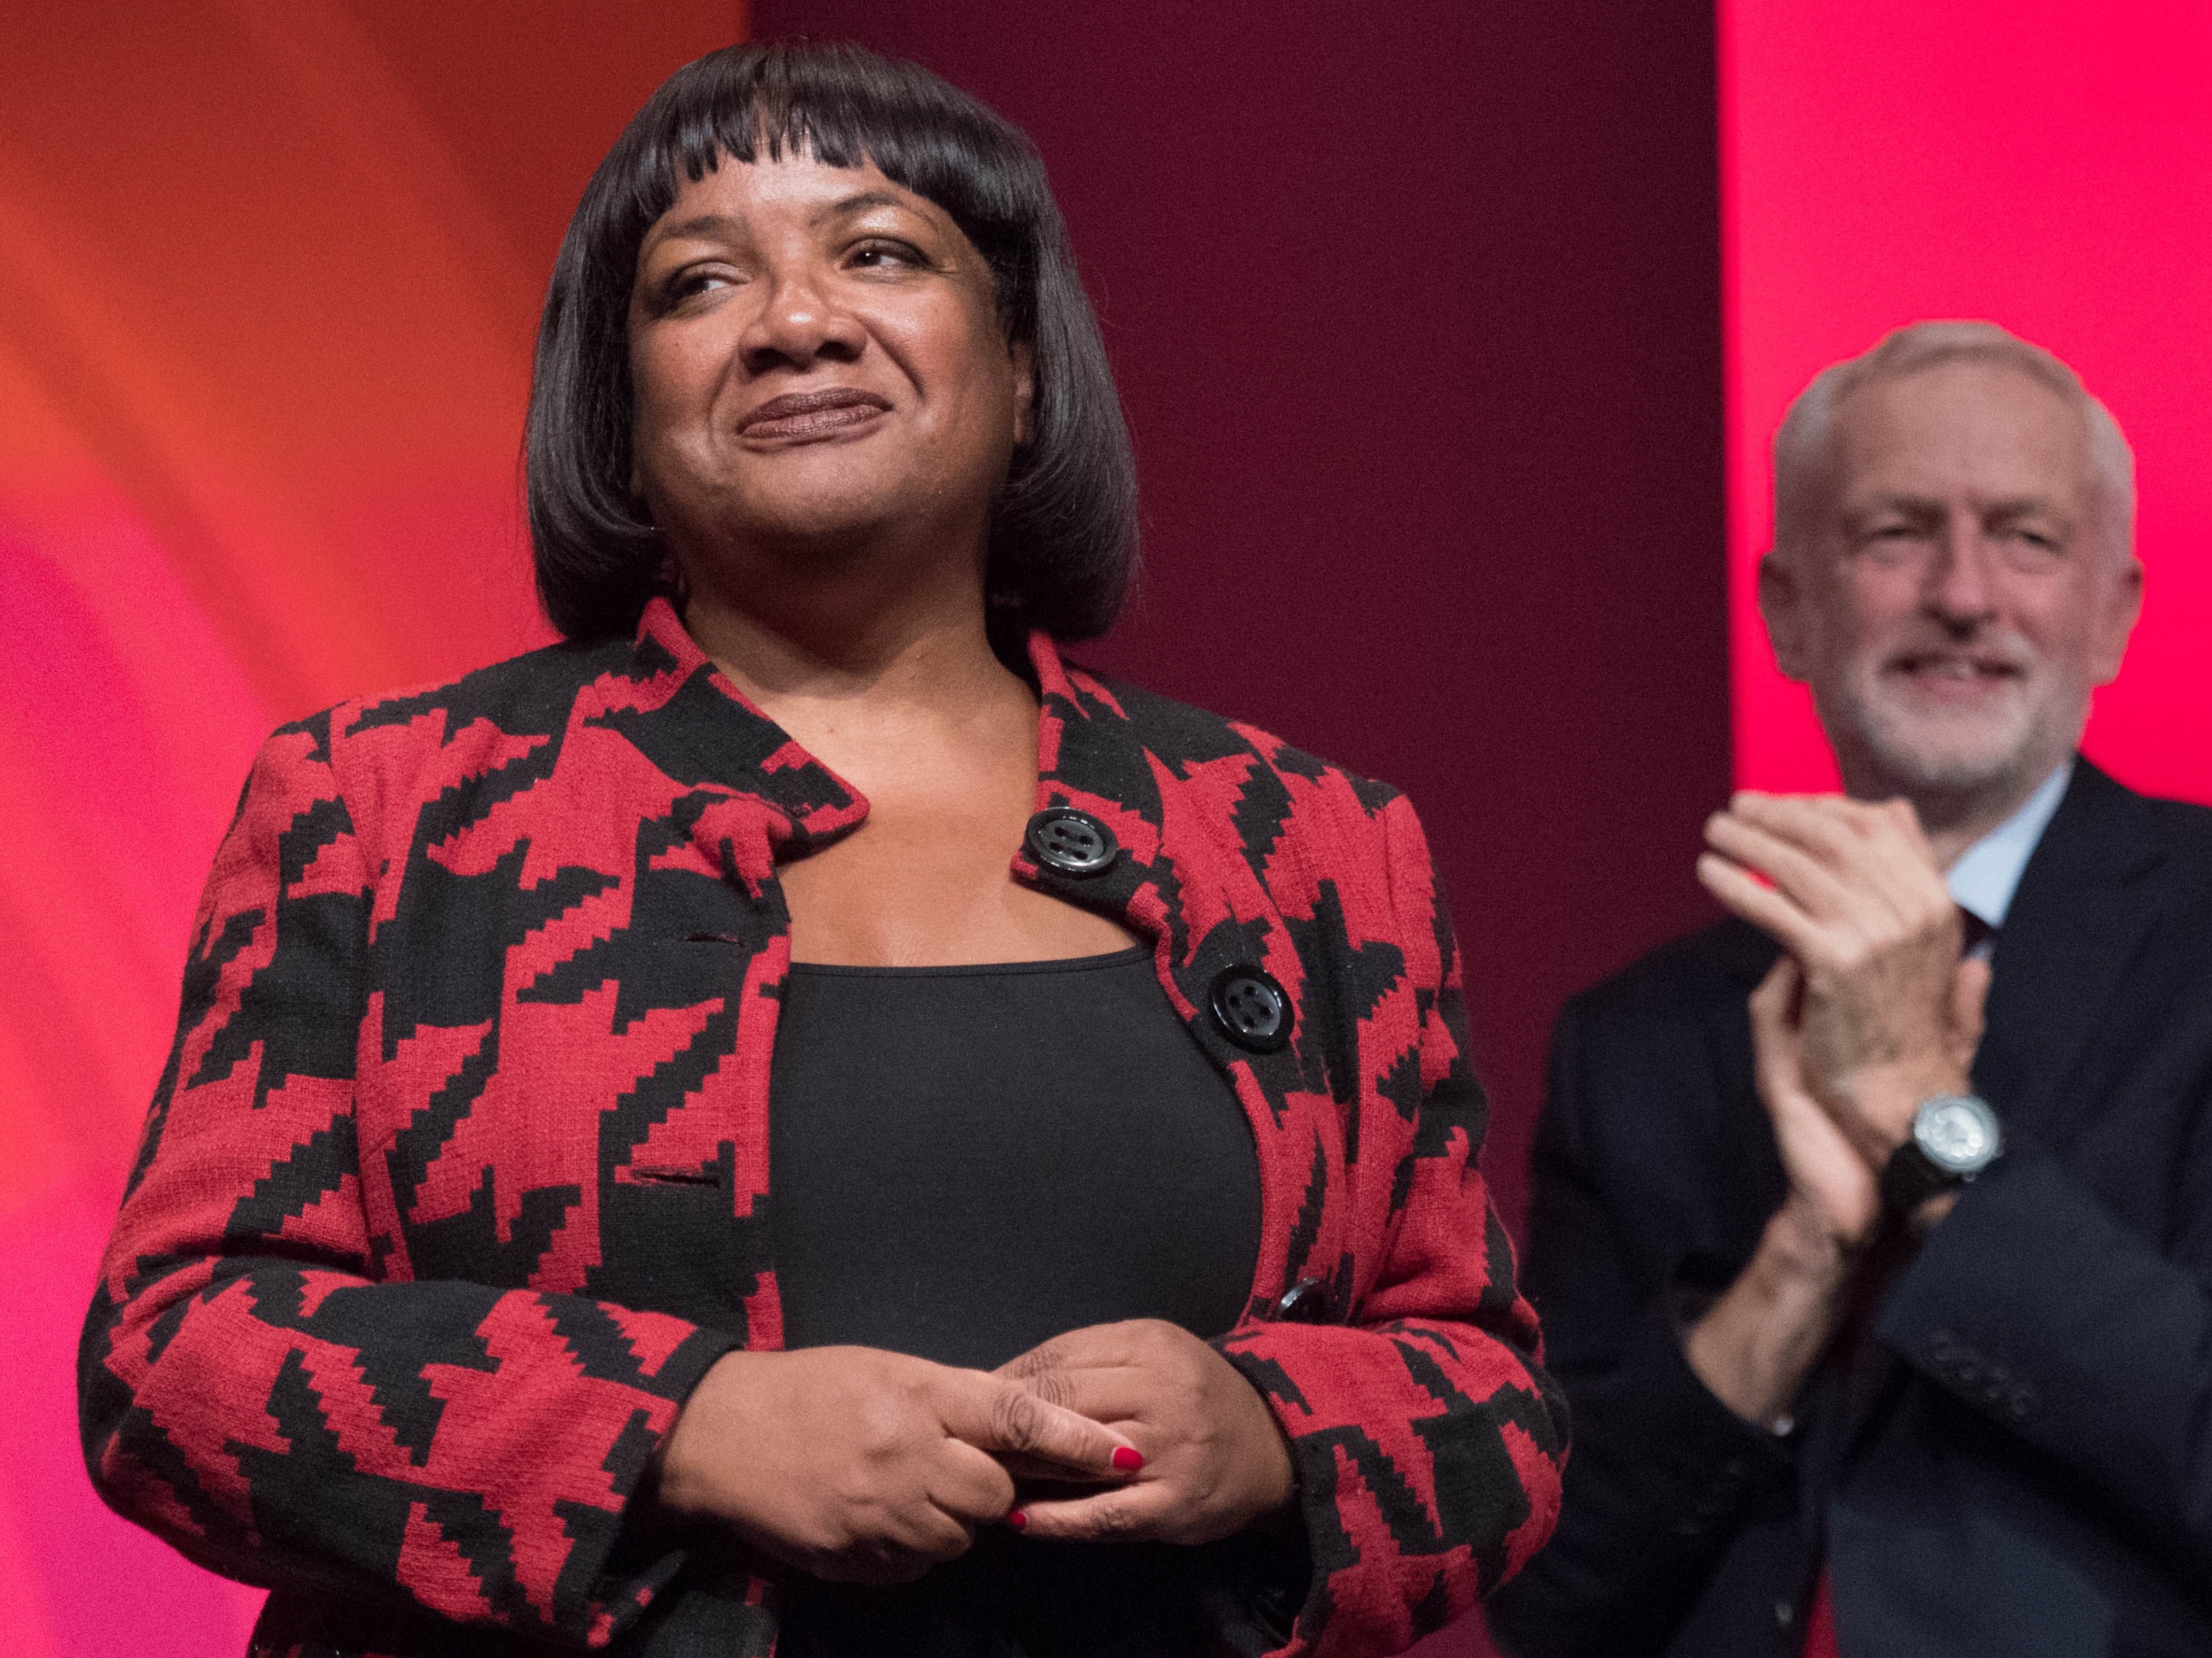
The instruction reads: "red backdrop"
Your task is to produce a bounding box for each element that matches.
[5,4,2207,1654]
[0,6,742,1651]
[1724,0,2212,799]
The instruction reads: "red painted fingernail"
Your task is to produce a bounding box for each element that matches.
[1112,1447,1144,1473]
[1006,1509,1028,1530]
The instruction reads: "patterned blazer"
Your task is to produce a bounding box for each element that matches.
[81,598,1566,1658]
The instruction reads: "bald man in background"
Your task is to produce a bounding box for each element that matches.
[1490,323,2212,1657]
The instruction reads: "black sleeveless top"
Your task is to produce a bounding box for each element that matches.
[767,945,1271,1657]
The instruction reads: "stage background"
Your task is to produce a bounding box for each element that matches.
[3,4,2205,1655]
[1725,0,2212,798]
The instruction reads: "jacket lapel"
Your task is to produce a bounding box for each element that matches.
[1972,759,2169,1147]
[1020,635,1346,1322]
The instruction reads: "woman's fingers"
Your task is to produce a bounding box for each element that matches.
[925,1437,1019,1525]
[929,1368,1137,1477]
[1010,1480,1173,1545]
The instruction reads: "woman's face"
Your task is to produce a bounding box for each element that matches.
[627,152,1033,573]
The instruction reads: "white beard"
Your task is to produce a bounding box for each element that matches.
[1821,655,2086,802]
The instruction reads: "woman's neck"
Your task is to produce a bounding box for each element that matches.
[677,544,1030,769]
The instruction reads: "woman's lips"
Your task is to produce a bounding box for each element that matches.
[737,388,891,442]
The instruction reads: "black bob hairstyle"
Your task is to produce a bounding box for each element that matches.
[524,39,1139,645]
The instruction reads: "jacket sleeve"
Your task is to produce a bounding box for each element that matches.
[1484,997,1796,1658]
[1216,791,1568,1658]
[1874,1132,2212,1575]
[77,718,738,1646]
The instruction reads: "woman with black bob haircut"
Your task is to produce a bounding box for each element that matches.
[82,38,1564,1658]
[528,37,1135,648]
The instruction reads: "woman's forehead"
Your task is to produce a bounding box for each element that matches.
[655,151,934,229]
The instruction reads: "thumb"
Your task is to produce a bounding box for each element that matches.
[932,1371,1137,1477]
[1748,956,1804,1048]
[1951,955,1993,1049]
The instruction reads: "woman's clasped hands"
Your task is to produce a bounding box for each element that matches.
[652,1321,1296,1584]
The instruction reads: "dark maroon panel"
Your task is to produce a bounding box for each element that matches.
[753,0,1727,1235]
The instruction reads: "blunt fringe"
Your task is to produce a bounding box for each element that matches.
[525,39,1139,643]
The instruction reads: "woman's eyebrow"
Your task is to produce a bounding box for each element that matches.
[643,212,743,251]
[812,189,917,225]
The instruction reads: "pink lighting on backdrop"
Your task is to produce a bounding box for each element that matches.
[6,2,2209,1654]
[1723,0,2212,801]
[0,6,739,1653]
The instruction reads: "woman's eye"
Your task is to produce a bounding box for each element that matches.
[667,269,733,303]
[848,239,923,270]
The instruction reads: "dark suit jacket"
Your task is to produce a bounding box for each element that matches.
[80,597,1563,1658]
[1489,760,2212,1658]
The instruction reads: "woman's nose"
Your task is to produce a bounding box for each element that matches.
[739,270,866,372]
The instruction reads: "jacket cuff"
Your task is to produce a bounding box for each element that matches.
[1875,1147,2174,1447]
[585,1324,745,1641]
[1591,1287,1797,1542]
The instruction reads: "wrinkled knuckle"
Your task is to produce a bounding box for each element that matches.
[1090,1501,1144,1541]
[1025,1367,1076,1412]
[993,1385,1046,1452]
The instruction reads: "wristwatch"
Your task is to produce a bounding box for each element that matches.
[1881,1093,2003,1214]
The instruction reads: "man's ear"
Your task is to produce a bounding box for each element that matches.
[1010,338,1036,448]
[1759,550,1812,682]
[2090,553,2145,685]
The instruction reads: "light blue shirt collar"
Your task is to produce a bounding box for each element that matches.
[1946,760,2073,931]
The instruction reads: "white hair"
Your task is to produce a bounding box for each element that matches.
[1772,320,2135,564]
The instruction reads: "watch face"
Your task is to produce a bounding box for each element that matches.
[1916,1096,2000,1174]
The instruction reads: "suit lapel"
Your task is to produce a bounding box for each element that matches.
[1972,760,2169,1146]
[1834,763,2165,1471]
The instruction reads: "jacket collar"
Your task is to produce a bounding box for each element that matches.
[628,596,871,850]
[1973,755,2169,1141]
[626,598,1178,923]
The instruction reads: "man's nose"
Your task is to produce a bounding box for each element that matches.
[1925,514,1998,629]
[739,268,865,372]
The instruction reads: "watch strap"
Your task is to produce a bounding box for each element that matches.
[1880,1136,1960,1214]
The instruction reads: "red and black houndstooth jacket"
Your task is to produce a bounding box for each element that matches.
[81,598,1566,1657]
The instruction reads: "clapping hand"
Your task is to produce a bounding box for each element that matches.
[1698,793,1987,1168]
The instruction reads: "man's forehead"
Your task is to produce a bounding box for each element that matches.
[1828,360,2091,507]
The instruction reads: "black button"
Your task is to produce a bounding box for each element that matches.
[1272,1277,1331,1323]
[1210,965,1291,1052]
[1025,808,1117,876]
